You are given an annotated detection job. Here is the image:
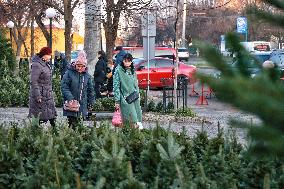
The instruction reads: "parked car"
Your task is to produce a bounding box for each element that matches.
[59,50,79,63]
[178,47,189,61]
[269,49,284,68]
[113,46,177,60]
[134,57,197,89]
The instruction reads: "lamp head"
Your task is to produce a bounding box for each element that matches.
[46,8,56,18]
[6,21,14,29]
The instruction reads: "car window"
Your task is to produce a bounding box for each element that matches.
[254,54,270,63]
[133,58,145,65]
[270,52,284,66]
[178,48,188,52]
[156,59,174,68]
[155,50,175,58]
[140,59,156,68]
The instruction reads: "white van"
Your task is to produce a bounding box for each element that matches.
[240,41,271,53]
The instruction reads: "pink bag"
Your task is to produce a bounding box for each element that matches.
[112,108,122,127]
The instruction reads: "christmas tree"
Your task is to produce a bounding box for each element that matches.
[199,0,284,157]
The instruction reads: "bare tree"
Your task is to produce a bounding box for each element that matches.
[101,0,152,60]
[41,0,82,62]
[0,0,33,75]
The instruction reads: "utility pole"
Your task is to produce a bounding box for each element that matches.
[173,0,180,111]
[182,0,187,47]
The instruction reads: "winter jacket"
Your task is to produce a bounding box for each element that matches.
[28,55,57,120]
[61,65,95,118]
[54,54,69,78]
[94,55,107,84]
[113,65,142,123]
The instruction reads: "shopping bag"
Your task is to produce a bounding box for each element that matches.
[112,108,122,127]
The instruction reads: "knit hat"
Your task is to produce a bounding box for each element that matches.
[74,50,87,65]
[38,47,52,57]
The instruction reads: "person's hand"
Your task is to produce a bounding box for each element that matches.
[114,103,120,110]
[88,104,93,111]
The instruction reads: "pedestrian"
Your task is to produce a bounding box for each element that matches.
[61,50,95,128]
[54,51,69,79]
[114,46,126,69]
[93,50,107,98]
[106,59,114,96]
[28,47,57,127]
[113,53,143,129]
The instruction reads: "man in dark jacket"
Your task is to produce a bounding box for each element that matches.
[54,52,69,79]
[93,50,107,98]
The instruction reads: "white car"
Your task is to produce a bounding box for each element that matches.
[178,47,189,61]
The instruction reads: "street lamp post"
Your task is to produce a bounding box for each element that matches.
[45,8,56,51]
[6,21,14,46]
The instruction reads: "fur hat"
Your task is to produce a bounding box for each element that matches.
[38,47,52,57]
[74,50,87,65]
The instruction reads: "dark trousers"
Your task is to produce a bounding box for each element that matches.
[107,77,113,93]
[94,82,102,99]
[67,116,80,129]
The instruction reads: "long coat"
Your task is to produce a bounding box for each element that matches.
[113,65,142,123]
[28,55,57,120]
[94,56,107,84]
[61,66,95,118]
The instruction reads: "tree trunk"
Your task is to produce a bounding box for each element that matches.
[30,0,35,56]
[104,6,120,61]
[64,17,72,62]
[84,0,101,75]
[15,42,22,75]
[31,17,35,56]
[35,14,50,46]
[105,27,117,61]
[23,41,29,57]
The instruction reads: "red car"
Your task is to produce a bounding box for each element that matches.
[134,58,197,89]
[114,46,177,59]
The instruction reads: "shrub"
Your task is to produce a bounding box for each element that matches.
[147,100,155,112]
[155,101,163,112]
[93,97,115,112]
[166,101,174,113]
[175,107,196,117]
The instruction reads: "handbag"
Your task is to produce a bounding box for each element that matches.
[112,108,122,127]
[64,76,85,112]
[64,100,80,112]
[125,91,139,104]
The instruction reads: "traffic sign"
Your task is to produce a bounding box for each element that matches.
[237,17,247,33]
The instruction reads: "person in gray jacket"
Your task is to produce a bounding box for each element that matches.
[28,47,57,127]
[61,50,95,128]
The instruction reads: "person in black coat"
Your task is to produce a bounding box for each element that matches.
[54,52,69,79]
[93,50,107,98]
[106,59,114,96]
